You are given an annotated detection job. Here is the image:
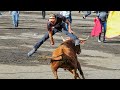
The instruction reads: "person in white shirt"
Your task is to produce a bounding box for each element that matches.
[60,11,72,30]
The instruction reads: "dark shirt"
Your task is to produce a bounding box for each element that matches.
[47,14,66,31]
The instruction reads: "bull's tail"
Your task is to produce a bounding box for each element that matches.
[77,61,85,79]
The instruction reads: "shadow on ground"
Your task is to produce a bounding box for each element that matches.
[104,40,120,44]
[0,28,36,29]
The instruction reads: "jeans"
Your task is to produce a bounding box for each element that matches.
[12,13,19,27]
[65,16,72,30]
[99,21,106,41]
[34,23,79,50]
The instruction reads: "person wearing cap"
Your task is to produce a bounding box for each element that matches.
[27,13,81,57]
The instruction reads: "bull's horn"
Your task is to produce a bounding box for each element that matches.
[61,36,65,41]
[79,36,89,41]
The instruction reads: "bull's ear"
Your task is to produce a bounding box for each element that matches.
[61,36,65,41]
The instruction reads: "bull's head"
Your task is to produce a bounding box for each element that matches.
[61,36,81,55]
[75,44,81,54]
[61,36,89,45]
[79,36,89,44]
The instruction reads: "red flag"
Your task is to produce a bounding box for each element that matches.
[91,18,102,37]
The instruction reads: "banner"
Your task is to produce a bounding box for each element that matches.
[106,11,120,38]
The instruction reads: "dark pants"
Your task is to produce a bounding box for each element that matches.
[34,23,79,50]
[98,21,106,41]
[42,11,46,19]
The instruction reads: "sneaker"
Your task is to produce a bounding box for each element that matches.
[103,40,107,43]
[27,48,36,57]
[98,39,101,42]
[83,15,86,19]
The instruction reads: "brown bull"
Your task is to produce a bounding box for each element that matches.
[50,38,85,79]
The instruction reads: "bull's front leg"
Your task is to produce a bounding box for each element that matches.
[50,63,59,79]
[68,69,80,79]
[72,69,78,79]
[51,68,58,79]
[54,70,58,79]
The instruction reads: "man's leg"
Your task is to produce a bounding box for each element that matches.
[16,14,19,27]
[65,17,71,31]
[69,12,72,23]
[83,11,91,19]
[103,22,107,42]
[62,21,81,54]
[62,29,81,54]
[62,29,78,40]
[14,14,18,27]
[62,22,79,42]
[98,33,102,42]
[28,29,59,57]
[12,14,16,27]
[98,20,103,43]
[42,11,46,19]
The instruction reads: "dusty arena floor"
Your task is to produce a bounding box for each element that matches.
[0,11,120,79]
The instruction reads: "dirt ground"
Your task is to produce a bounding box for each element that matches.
[0,11,120,79]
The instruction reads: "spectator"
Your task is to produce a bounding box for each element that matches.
[60,11,72,30]
[96,11,109,43]
[9,11,20,27]
[42,11,46,19]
